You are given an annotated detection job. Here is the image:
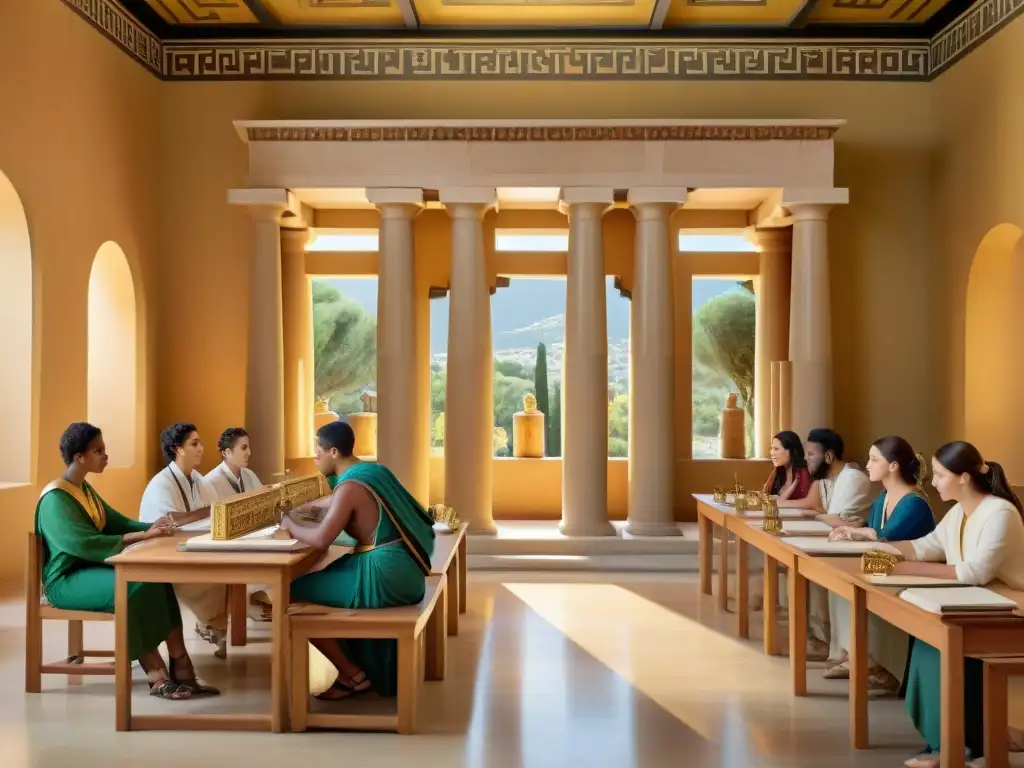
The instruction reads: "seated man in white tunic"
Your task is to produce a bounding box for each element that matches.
[778,428,874,660]
[204,427,266,622]
[139,422,228,659]
[204,427,262,500]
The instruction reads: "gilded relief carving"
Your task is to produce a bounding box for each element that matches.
[211,488,283,540]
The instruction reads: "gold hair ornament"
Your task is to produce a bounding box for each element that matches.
[914,452,928,490]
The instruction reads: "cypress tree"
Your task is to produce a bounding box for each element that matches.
[550,383,562,457]
[534,343,550,454]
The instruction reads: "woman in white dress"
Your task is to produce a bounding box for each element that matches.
[891,441,1024,768]
[139,422,228,659]
[204,428,262,500]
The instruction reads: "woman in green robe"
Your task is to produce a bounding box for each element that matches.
[280,420,436,700]
[36,422,219,700]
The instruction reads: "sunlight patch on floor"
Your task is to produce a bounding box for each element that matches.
[503,582,789,743]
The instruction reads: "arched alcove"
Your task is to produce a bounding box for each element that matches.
[0,170,33,485]
[965,223,1024,483]
[87,242,137,468]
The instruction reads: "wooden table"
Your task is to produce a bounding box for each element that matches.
[699,500,1024,768]
[106,535,318,733]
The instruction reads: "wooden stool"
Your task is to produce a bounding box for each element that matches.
[982,656,1024,768]
[430,523,468,637]
[25,532,115,692]
[288,574,446,734]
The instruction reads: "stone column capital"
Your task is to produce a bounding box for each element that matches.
[280,227,312,249]
[367,188,424,220]
[439,187,497,211]
[788,203,833,222]
[627,187,687,205]
[753,227,792,253]
[229,188,302,224]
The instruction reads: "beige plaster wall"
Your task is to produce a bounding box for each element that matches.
[0,0,160,587]
[932,15,1024,484]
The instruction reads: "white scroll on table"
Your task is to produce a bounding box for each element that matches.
[742,509,818,520]
[783,538,902,556]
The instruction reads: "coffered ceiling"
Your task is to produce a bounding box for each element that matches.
[124,0,969,37]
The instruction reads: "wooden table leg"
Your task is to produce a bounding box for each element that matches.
[290,628,309,733]
[717,525,729,612]
[230,584,247,647]
[984,663,1010,768]
[736,538,749,638]
[699,512,712,596]
[788,566,807,697]
[426,582,447,682]
[458,533,467,615]
[849,588,868,749]
[940,625,966,768]
[114,569,131,731]
[763,556,778,655]
[270,572,290,734]
[447,556,460,637]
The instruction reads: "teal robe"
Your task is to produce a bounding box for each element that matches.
[292,463,436,696]
[35,481,182,660]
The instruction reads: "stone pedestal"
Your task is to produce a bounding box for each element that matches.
[347,412,378,459]
[512,411,545,458]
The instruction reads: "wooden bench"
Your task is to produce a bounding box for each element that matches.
[288,573,447,734]
[430,523,468,636]
[981,656,1024,768]
[25,532,115,692]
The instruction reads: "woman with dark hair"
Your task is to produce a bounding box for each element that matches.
[35,423,218,699]
[205,427,262,500]
[824,436,936,692]
[892,441,1024,768]
[763,431,812,500]
[139,423,228,659]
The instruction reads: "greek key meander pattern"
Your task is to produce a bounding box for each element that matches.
[59,0,1024,80]
[164,44,928,79]
[245,125,838,141]
[62,0,163,73]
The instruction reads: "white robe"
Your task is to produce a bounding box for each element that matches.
[203,462,262,501]
[138,463,227,631]
[911,494,1024,589]
[821,463,874,525]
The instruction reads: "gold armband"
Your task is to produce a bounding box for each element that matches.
[861,550,899,575]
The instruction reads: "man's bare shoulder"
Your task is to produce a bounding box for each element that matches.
[334,479,376,509]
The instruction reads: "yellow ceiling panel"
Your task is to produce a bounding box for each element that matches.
[262,0,407,26]
[662,0,806,27]
[414,0,657,28]
[143,0,259,24]
[810,0,949,23]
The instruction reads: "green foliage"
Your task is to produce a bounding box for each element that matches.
[493,371,534,455]
[496,359,533,380]
[608,393,628,458]
[312,282,377,407]
[534,343,550,455]
[693,290,756,418]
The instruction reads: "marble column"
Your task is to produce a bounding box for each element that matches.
[441,189,496,534]
[560,189,614,537]
[246,206,287,482]
[281,227,314,459]
[627,190,684,537]
[753,228,791,458]
[787,204,833,440]
[368,189,426,504]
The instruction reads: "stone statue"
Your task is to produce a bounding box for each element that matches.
[719,392,745,459]
[513,391,545,458]
[523,392,538,413]
[360,390,378,414]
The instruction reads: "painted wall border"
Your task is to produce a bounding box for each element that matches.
[56,0,1024,80]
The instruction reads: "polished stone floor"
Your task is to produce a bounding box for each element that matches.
[6,572,1024,768]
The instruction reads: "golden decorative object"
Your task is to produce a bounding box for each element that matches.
[313,397,331,415]
[861,550,899,575]
[712,487,727,503]
[430,504,460,533]
[523,392,538,413]
[761,495,783,535]
[279,474,329,508]
[211,487,283,540]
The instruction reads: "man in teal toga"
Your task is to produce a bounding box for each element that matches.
[279,420,435,700]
